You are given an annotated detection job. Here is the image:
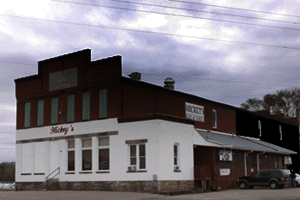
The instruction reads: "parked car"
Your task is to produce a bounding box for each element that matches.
[237,169,291,189]
[295,173,300,187]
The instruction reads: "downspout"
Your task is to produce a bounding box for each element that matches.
[257,152,265,171]
[244,150,253,176]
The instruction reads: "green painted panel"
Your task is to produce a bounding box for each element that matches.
[24,101,31,128]
[82,91,90,121]
[51,97,58,124]
[37,99,44,126]
[99,89,107,118]
[67,94,75,122]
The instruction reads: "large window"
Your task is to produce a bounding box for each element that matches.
[82,91,90,121]
[279,125,282,140]
[98,137,109,170]
[51,97,58,124]
[99,89,108,119]
[82,138,92,171]
[129,144,146,170]
[67,94,75,122]
[212,109,217,129]
[37,99,44,126]
[24,101,31,128]
[68,140,75,171]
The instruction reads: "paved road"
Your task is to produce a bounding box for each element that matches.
[0,188,299,200]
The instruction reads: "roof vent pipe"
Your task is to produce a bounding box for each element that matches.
[164,77,175,90]
[129,72,141,81]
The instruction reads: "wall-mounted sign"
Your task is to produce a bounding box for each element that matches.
[284,156,292,165]
[220,168,230,176]
[50,125,74,135]
[185,102,205,122]
[219,150,233,161]
[49,68,78,91]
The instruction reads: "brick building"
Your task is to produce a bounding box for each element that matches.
[15,49,297,192]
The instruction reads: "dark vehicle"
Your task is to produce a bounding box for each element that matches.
[237,169,291,189]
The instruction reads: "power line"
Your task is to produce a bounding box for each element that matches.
[111,0,300,25]
[0,61,35,66]
[169,0,300,19]
[1,14,300,50]
[51,0,300,32]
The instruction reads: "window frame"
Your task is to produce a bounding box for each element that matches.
[98,137,110,171]
[82,91,90,121]
[67,94,75,123]
[279,125,282,140]
[81,138,92,171]
[99,89,108,119]
[51,97,58,125]
[24,101,31,128]
[258,120,262,137]
[37,99,44,127]
[174,143,180,170]
[129,143,146,170]
[67,139,75,172]
[212,109,217,129]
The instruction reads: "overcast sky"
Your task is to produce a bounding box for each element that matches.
[1,0,300,162]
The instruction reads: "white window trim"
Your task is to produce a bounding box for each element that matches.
[258,120,262,137]
[98,137,110,171]
[128,144,146,170]
[81,138,92,171]
[279,125,282,140]
[212,109,217,129]
[174,143,180,171]
[67,139,75,172]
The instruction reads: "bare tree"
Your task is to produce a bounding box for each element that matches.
[240,97,265,111]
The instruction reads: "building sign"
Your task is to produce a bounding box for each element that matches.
[185,102,204,122]
[284,156,292,165]
[219,150,233,161]
[220,168,230,176]
[50,125,74,135]
[49,68,78,91]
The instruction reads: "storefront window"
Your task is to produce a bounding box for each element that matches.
[82,138,92,170]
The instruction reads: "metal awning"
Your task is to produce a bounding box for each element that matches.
[197,130,296,155]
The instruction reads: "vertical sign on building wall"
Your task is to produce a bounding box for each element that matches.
[185,102,205,122]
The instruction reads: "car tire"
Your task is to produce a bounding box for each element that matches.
[269,181,278,189]
[239,181,248,189]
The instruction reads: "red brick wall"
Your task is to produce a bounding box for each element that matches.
[123,80,236,133]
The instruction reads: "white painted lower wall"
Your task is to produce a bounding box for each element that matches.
[16,118,206,183]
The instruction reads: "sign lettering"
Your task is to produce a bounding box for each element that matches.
[50,125,74,135]
[185,102,205,122]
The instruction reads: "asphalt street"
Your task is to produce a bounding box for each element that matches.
[0,188,299,200]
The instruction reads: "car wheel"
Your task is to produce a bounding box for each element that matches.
[269,181,278,189]
[239,181,247,189]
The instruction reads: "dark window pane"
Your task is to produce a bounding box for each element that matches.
[67,94,75,122]
[174,145,177,157]
[252,153,257,168]
[99,149,109,170]
[139,144,145,157]
[246,155,250,167]
[82,150,92,170]
[99,89,108,118]
[140,157,146,169]
[174,157,177,165]
[68,151,75,171]
[130,145,136,157]
[264,156,268,168]
[24,102,31,128]
[82,91,90,121]
[259,156,263,169]
[37,99,44,126]
[51,97,58,124]
[130,157,136,165]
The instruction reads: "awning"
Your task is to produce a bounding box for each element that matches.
[197,130,297,155]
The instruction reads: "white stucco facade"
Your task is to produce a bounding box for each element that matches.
[16,118,214,184]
